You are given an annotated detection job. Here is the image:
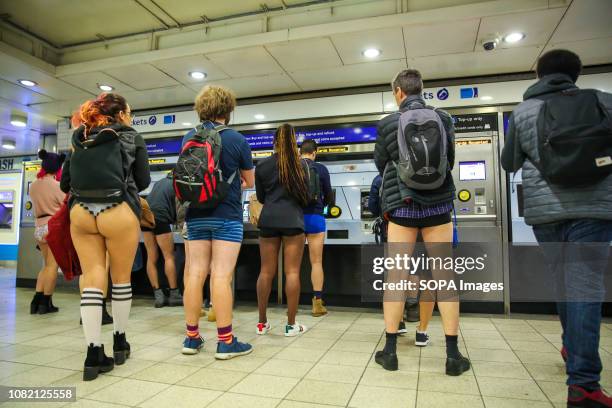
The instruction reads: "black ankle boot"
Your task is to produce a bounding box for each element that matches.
[375,350,398,371]
[446,352,471,376]
[113,332,131,365]
[102,300,113,326]
[47,296,59,313]
[30,292,42,314]
[83,344,114,381]
[38,295,58,314]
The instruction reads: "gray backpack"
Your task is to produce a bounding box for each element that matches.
[396,103,448,190]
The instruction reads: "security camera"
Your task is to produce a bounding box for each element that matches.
[482,38,499,51]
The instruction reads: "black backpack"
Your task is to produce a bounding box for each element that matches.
[173,123,236,208]
[303,159,321,205]
[70,127,133,203]
[536,89,612,186]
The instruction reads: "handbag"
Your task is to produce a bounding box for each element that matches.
[46,195,81,280]
[248,193,262,226]
[140,197,156,229]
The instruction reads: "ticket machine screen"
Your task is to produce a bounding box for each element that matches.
[459,161,486,181]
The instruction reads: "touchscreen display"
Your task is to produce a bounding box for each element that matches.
[459,161,486,181]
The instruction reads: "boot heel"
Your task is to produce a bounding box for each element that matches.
[83,365,100,381]
[114,350,126,365]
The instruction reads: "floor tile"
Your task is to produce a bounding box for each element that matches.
[305,362,365,384]
[472,361,531,379]
[537,381,566,403]
[319,350,371,366]
[130,362,201,384]
[286,379,356,406]
[255,358,314,378]
[524,363,566,382]
[330,340,377,353]
[1,366,77,386]
[64,399,131,408]
[105,358,157,378]
[483,396,554,407]
[506,340,559,353]
[206,392,280,408]
[180,367,247,391]
[468,348,521,363]
[417,390,484,408]
[477,377,548,401]
[230,373,299,398]
[0,361,36,379]
[275,347,326,362]
[277,399,343,407]
[52,371,122,399]
[208,355,268,372]
[86,377,170,406]
[359,366,418,389]
[138,385,221,408]
[418,372,480,395]
[515,351,565,366]
[349,384,416,407]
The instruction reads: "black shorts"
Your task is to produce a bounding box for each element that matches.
[389,212,451,228]
[259,227,304,238]
[142,221,172,235]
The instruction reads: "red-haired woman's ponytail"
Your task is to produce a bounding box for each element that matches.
[71,93,128,130]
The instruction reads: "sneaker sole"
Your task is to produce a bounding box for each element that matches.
[215,347,253,360]
[415,340,429,347]
[181,347,202,355]
[284,330,307,337]
[397,329,408,335]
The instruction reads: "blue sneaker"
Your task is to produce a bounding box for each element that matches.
[182,336,204,355]
[215,337,253,360]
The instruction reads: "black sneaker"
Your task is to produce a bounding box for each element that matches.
[446,353,470,376]
[83,344,114,381]
[113,332,131,365]
[375,350,398,371]
[398,321,408,335]
[415,331,429,347]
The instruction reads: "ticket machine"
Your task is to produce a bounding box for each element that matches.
[16,161,41,282]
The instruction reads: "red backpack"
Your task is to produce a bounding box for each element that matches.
[173,124,237,208]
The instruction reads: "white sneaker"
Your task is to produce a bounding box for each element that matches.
[285,322,307,337]
[256,322,271,335]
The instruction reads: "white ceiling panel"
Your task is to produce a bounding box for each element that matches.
[119,85,197,110]
[290,59,407,91]
[552,0,612,43]
[105,64,180,91]
[0,81,53,105]
[196,74,300,99]
[543,37,612,67]
[403,19,479,57]
[152,55,230,84]
[478,8,566,49]
[206,47,284,78]
[59,72,135,95]
[408,47,541,79]
[331,28,405,65]
[265,38,342,72]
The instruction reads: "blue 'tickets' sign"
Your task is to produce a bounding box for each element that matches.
[460,87,479,99]
[437,88,449,100]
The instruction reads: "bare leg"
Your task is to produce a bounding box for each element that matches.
[210,240,241,329]
[306,232,325,292]
[184,240,211,326]
[143,231,159,289]
[156,233,177,289]
[283,234,305,325]
[39,243,58,295]
[257,237,280,323]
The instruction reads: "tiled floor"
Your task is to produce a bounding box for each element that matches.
[1,269,611,407]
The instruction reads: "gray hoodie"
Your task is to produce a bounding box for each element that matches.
[501,73,612,225]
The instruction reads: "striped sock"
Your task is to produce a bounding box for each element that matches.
[81,288,103,346]
[217,324,233,344]
[186,324,199,338]
[111,283,132,334]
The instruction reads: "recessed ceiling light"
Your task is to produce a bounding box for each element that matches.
[189,71,207,80]
[182,122,192,126]
[254,114,265,120]
[98,84,114,91]
[362,48,381,58]
[10,113,27,128]
[10,120,26,127]
[2,141,16,150]
[503,32,525,43]
[480,96,493,101]
[18,79,37,87]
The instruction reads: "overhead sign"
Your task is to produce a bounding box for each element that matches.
[452,113,498,133]
[244,125,377,150]
[146,139,183,156]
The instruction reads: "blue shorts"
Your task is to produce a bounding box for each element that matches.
[304,214,326,234]
[186,218,243,243]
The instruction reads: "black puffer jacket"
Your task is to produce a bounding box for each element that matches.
[374,95,456,216]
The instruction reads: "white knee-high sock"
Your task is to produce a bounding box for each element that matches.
[111,283,132,334]
[81,288,103,346]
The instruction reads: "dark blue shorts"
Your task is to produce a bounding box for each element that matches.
[186,217,243,243]
[304,214,326,234]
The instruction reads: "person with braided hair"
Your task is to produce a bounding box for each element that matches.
[255,123,310,337]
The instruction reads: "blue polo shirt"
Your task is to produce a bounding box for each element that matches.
[181,121,253,221]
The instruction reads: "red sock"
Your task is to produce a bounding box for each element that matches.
[218,324,233,344]
[186,324,199,338]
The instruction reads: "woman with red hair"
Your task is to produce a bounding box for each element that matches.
[61,93,150,381]
[29,149,65,314]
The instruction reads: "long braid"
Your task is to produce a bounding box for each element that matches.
[275,124,309,206]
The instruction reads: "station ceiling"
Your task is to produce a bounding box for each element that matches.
[0,0,611,155]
